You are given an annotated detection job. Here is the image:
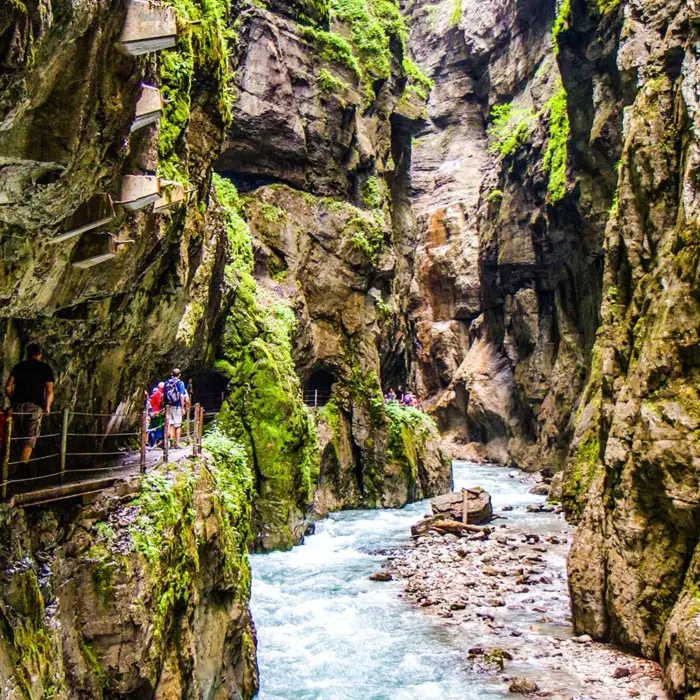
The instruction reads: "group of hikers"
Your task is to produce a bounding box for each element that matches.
[1,342,193,464]
[384,385,419,408]
[144,369,192,450]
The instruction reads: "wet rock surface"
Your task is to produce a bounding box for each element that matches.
[383,469,667,700]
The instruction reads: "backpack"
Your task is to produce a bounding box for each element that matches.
[164,378,181,406]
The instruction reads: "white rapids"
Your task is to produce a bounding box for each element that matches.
[250,461,565,700]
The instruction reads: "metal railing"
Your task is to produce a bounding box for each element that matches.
[302,390,332,408]
[0,403,209,499]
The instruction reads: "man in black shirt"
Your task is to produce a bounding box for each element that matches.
[5,343,55,463]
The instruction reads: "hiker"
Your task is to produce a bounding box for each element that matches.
[164,368,189,449]
[397,385,404,403]
[385,387,397,402]
[148,382,165,448]
[403,390,414,407]
[4,343,55,464]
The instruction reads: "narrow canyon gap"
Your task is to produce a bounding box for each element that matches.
[0,0,699,697]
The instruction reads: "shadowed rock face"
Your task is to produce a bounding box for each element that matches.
[404,0,608,471]
[562,2,700,696]
[406,0,700,692]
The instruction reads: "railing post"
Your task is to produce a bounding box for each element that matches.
[314,389,318,408]
[2,409,12,500]
[198,405,204,455]
[60,408,69,482]
[140,409,148,474]
[163,407,170,464]
[192,403,199,457]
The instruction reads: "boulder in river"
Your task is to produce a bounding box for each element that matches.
[430,488,493,525]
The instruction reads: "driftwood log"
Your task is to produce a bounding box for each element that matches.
[431,487,493,525]
[411,514,484,538]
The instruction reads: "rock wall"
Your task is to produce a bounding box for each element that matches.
[0,0,448,555]
[561,1,700,696]
[404,0,608,470]
[0,452,258,699]
[405,0,700,691]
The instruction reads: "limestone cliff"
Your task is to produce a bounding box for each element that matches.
[403,0,700,693]
[0,0,448,554]
[0,452,258,699]
[560,1,700,697]
[404,0,609,471]
[0,0,451,692]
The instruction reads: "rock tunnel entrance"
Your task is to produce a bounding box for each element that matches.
[303,369,335,408]
[188,370,229,413]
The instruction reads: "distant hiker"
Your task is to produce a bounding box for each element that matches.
[164,368,189,449]
[148,382,165,448]
[403,391,414,407]
[385,388,397,402]
[4,343,55,464]
[397,385,404,403]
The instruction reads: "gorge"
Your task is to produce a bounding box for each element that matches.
[0,0,699,697]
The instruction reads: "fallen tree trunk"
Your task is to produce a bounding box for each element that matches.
[431,487,493,524]
[411,514,484,538]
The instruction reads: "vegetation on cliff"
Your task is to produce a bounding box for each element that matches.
[212,174,320,551]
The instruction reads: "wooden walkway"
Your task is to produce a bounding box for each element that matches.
[9,445,193,508]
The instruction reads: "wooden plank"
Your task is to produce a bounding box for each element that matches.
[11,476,118,507]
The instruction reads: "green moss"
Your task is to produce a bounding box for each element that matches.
[450,0,462,26]
[301,26,362,78]
[304,0,415,102]
[361,176,383,209]
[202,429,255,592]
[402,57,434,101]
[542,86,570,203]
[375,296,392,322]
[487,102,535,158]
[563,431,601,518]
[318,68,350,93]
[158,0,237,184]
[487,189,503,203]
[0,569,66,698]
[212,176,320,549]
[351,211,386,264]
[385,402,439,487]
[596,0,621,14]
[552,0,571,53]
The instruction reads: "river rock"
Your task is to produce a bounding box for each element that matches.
[369,571,393,582]
[431,488,493,524]
[508,678,539,694]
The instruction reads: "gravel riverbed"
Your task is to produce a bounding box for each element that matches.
[377,466,668,700]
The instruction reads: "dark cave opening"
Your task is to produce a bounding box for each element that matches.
[302,369,335,408]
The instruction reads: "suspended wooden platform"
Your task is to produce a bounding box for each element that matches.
[118,175,161,211]
[116,1,178,56]
[131,84,166,132]
[153,183,186,212]
[72,234,117,268]
[49,194,115,244]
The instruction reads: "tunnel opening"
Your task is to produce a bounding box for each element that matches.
[303,369,335,408]
[187,370,230,413]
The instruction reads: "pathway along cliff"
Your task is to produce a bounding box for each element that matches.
[251,462,666,699]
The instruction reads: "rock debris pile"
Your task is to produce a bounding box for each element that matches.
[373,482,667,699]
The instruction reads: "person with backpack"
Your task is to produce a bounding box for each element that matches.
[164,369,189,449]
[148,382,165,448]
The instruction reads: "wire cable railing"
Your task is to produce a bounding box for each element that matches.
[0,403,209,500]
[302,390,332,408]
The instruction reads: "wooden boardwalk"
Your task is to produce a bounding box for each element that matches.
[7,445,194,508]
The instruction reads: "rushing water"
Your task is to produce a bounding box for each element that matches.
[250,462,567,700]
